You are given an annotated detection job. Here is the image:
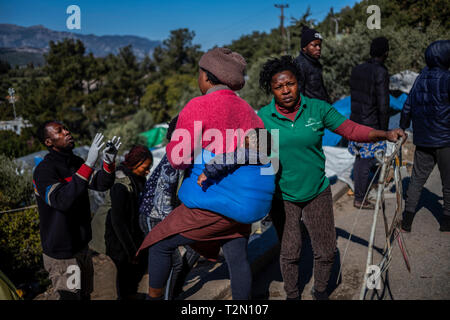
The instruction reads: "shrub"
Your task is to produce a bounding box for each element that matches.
[0,208,42,281]
[0,155,44,294]
[104,108,154,155]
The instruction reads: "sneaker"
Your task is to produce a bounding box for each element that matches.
[439,215,450,232]
[401,211,416,232]
[354,200,375,210]
[311,287,329,300]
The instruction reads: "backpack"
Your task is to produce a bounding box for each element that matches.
[89,170,134,254]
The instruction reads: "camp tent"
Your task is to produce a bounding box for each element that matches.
[0,270,21,300]
[323,93,410,146]
[139,126,168,149]
[389,70,419,94]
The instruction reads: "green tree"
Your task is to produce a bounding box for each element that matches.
[0,208,43,287]
[0,129,41,158]
[104,109,154,155]
[0,155,34,211]
[239,57,273,110]
[16,39,90,140]
[0,61,14,119]
[152,28,202,76]
[141,73,198,123]
[0,155,43,291]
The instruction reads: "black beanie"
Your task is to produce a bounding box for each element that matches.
[301,25,323,49]
[370,37,389,57]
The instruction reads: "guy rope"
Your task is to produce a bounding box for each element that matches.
[337,137,411,300]
[359,137,411,300]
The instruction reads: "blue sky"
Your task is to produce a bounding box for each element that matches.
[0,0,359,50]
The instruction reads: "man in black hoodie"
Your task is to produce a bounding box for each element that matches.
[33,121,120,299]
[349,37,390,210]
[294,25,330,103]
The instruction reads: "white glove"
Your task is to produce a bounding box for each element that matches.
[85,133,105,168]
[102,136,122,164]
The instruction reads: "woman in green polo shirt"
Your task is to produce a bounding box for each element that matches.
[258,56,406,300]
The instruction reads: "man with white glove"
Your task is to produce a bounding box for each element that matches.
[33,121,120,300]
[102,136,122,166]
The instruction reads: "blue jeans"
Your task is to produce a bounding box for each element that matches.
[148,234,251,300]
[147,218,199,300]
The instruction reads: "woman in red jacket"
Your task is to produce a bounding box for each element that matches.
[138,48,265,300]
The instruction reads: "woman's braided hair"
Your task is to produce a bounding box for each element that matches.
[259,55,302,95]
[122,144,153,169]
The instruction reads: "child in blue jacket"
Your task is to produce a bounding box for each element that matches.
[197,128,272,188]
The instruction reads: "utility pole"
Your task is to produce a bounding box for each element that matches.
[7,87,17,120]
[332,17,340,36]
[274,3,289,54]
[329,7,340,37]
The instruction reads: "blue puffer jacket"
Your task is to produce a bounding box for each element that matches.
[178,149,275,224]
[400,40,450,147]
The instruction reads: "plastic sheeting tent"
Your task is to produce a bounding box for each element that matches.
[139,125,168,150]
[389,70,419,94]
[15,146,90,170]
[323,96,352,147]
[0,270,21,300]
[323,93,409,146]
[323,70,418,147]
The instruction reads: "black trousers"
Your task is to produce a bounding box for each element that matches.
[353,156,378,202]
[405,146,450,217]
[112,254,147,300]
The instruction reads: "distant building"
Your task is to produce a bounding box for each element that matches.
[0,117,32,135]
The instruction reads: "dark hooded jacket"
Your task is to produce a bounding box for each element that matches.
[349,58,390,130]
[105,165,146,263]
[400,40,450,147]
[294,52,330,103]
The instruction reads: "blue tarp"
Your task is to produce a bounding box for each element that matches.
[322,94,408,146]
[323,96,351,146]
[390,93,408,111]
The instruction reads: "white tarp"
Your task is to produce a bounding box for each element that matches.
[389,70,419,94]
[324,142,398,191]
[149,146,166,175]
[324,146,355,190]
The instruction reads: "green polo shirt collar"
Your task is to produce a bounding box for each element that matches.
[269,94,308,122]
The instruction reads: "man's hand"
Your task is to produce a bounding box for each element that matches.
[386,128,407,144]
[103,136,122,164]
[197,173,207,187]
[85,133,105,168]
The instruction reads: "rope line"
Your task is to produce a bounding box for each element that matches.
[337,164,381,284]
[0,205,37,215]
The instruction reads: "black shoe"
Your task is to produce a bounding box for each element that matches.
[440,215,450,232]
[354,200,375,210]
[311,287,329,300]
[401,211,416,232]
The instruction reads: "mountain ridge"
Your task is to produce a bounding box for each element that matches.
[0,23,161,65]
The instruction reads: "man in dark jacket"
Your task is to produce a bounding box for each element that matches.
[294,25,330,102]
[400,40,450,232]
[33,121,121,299]
[349,37,390,209]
